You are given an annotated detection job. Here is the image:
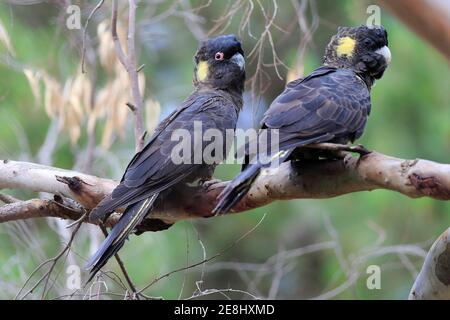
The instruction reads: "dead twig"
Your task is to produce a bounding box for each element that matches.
[137,214,266,296]
[15,219,84,300]
[98,225,140,299]
[81,0,105,73]
[111,0,145,152]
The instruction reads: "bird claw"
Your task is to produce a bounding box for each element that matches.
[306,142,372,158]
[200,178,222,190]
[350,144,371,156]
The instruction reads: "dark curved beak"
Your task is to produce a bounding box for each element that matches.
[230,52,245,70]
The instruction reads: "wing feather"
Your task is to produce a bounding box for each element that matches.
[262,67,371,145]
[90,91,238,221]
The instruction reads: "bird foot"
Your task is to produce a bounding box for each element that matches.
[307,142,371,157]
[200,178,222,190]
[349,144,371,156]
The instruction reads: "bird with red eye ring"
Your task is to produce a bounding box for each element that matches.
[215,52,225,61]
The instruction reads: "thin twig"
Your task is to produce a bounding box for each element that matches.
[111,0,145,152]
[126,102,136,111]
[15,220,83,300]
[0,192,20,204]
[126,0,145,152]
[99,225,140,299]
[81,0,105,73]
[136,64,145,72]
[37,118,60,166]
[111,0,128,69]
[185,288,260,300]
[137,214,267,295]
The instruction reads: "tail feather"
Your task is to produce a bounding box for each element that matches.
[89,186,147,222]
[89,194,116,222]
[85,194,158,282]
[213,148,294,215]
[213,134,335,215]
[212,162,261,215]
[90,168,198,223]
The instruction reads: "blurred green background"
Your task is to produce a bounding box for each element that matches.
[0,0,449,299]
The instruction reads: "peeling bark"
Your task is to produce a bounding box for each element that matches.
[0,160,116,209]
[0,151,449,227]
[409,228,450,299]
[1,152,449,299]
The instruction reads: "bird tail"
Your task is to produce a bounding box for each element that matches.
[89,183,134,222]
[213,148,294,215]
[85,194,158,282]
[89,196,115,222]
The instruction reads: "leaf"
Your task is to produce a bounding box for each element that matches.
[23,68,42,104]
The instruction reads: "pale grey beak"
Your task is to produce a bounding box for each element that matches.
[230,53,245,70]
[375,46,391,65]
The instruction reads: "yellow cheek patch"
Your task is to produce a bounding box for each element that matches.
[336,36,356,57]
[197,61,209,81]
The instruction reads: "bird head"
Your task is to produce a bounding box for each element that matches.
[324,25,391,82]
[193,34,245,91]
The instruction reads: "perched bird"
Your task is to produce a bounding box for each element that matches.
[213,25,391,214]
[86,34,245,280]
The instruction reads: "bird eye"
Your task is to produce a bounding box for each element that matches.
[363,38,373,46]
[215,52,225,61]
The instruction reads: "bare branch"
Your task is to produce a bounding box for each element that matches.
[126,0,145,151]
[111,0,145,152]
[0,192,20,204]
[0,150,449,232]
[409,228,450,299]
[36,119,60,166]
[99,226,140,299]
[0,199,81,223]
[111,0,128,69]
[81,0,105,73]
[377,0,450,63]
[137,214,266,296]
[0,160,116,210]
[15,218,84,300]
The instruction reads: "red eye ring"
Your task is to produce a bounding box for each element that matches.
[215,52,225,61]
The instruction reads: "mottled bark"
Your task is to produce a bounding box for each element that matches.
[1,151,449,226]
[409,228,450,299]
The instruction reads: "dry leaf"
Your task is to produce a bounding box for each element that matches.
[23,68,42,104]
[42,72,63,119]
[97,20,116,73]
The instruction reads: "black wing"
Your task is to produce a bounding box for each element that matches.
[262,66,371,148]
[90,90,239,220]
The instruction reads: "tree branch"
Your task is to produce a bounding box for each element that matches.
[377,0,450,63]
[409,227,450,299]
[0,198,120,228]
[111,0,128,69]
[0,151,449,228]
[111,0,145,152]
[125,0,145,152]
[0,160,117,209]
